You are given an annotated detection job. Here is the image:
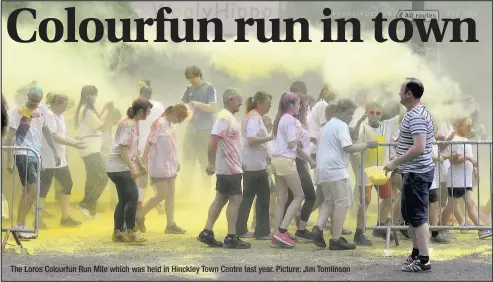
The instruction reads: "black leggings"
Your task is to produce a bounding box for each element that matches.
[80,152,109,215]
[107,171,138,231]
[40,166,73,198]
[285,158,316,223]
[236,170,271,237]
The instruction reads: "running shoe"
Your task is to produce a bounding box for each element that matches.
[77,203,91,218]
[15,224,37,239]
[311,226,326,248]
[354,232,373,246]
[128,227,147,243]
[401,259,431,272]
[165,223,186,234]
[273,230,296,247]
[197,230,223,247]
[478,229,493,239]
[328,237,356,250]
[441,229,457,239]
[60,217,82,227]
[295,229,315,240]
[223,235,251,249]
[270,236,294,248]
[112,229,131,242]
[431,232,451,244]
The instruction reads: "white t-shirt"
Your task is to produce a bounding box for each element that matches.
[273,114,301,159]
[78,106,103,157]
[211,109,242,175]
[241,110,269,171]
[447,135,474,188]
[315,117,353,184]
[138,100,164,155]
[147,117,179,178]
[106,118,140,173]
[41,109,67,168]
[267,140,273,158]
[306,107,316,154]
[437,122,454,179]
[297,127,311,159]
[308,100,328,140]
[431,145,440,190]
[9,104,48,158]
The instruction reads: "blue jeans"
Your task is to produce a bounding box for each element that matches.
[401,169,435,227]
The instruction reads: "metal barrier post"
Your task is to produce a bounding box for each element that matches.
[360,152,366,233]
[490,143,492,228]
[1,146,41,253]
[362,140,493,254]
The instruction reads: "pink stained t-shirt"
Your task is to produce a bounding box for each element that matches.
[106,118,140,173]
[273,113,302,159]
[211,109,243,175]
[147,117,179,179]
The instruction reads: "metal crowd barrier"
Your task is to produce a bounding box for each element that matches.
[360,140,493,254]
[1,146,41,252]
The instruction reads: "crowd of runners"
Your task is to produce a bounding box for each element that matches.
[1,65,492,273]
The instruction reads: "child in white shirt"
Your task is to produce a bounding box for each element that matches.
[440,118,491,239]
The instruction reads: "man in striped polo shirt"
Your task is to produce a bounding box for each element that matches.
[384,78,435,272]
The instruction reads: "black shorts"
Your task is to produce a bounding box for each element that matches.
[447,187,473,198]
[429,189,438,203]
[401,169,434,227]
[15,155,39,186]
[216,174,242,195]
[40,166,73,198]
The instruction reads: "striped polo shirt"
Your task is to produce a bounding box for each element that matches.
[396,104,435,173]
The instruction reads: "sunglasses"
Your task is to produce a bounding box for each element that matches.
[368,110,382,116]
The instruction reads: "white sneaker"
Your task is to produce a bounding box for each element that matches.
[478,229,493,239]
[15,224,37,239]
[77,204,91,218]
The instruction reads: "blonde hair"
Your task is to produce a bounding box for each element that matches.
[164,103,189,121]
[46,92,68,105]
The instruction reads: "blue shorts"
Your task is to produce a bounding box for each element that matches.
[401,169,434,227]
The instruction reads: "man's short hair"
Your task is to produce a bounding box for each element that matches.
[336,99,357,112]
[139,87,152,99]
[404,78,424,99]
[185,65,203,79]
[290,81,307,95]
[140,78,151,87]
[223,88,242,103]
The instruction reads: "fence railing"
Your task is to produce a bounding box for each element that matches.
[360,140,493,254]
[1,146,41,252]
